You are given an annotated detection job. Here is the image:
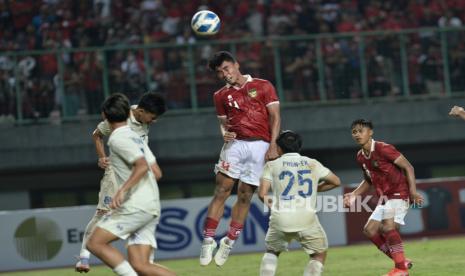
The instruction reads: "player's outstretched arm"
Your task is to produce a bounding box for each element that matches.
[343,179,371,207]
[318,172,341,192]
[110,157,149,209]
[449,105,465,120]
[394,155,424,205]
[92,128,109,169]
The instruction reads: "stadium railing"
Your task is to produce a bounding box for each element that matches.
[1,26,464,124]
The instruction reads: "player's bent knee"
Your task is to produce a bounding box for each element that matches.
[381,224,396,233]
[310,251,326,264]
[213,187,232,201]
[238,192,253,204]
[237,186,255,203]
[85,238,97,253]
[129,260,148,275]
[363,226,377,237]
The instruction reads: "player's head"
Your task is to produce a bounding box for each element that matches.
[351,119,373,146]
[276,130,302,154]
[102,93,130,123]
[135,92,167,124]
[208,51,241,85]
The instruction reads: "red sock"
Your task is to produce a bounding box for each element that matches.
[384,229,406,269]
[226,221,243,241]
[203,217,219,239]
[368,233,392,258]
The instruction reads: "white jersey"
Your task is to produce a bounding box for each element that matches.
[261,153,330,232]
[108,125,160,216]
[98,105,149,143]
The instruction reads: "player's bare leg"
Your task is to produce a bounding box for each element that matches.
[87,227,137,275]
[304,251,326,276]
[206,173,236,220]
[215,181,256,266]
[200,173,236,266]
[260,250,280,276]
[128,244,176,276]
[75,209,108,273]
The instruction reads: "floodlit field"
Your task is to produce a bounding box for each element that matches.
[3,236,465,276]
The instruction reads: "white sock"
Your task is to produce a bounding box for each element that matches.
[113,260,137,276]
[204,237,214,243]
[149,248,155,264]
[260,253,278,276]
[80,211,105,258]
[225,237,235,247]
[303,259,323,276]
[79,249,91,259]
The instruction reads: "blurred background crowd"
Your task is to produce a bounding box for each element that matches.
[1,0,465,122]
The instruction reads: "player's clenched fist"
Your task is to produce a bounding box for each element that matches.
[98,157,110,169]
[410,192,424,206]
[343,193,356,208]
[110,188,127,209]
[265,143,279,161]
[223,131,237,142]
[449,105,464,117]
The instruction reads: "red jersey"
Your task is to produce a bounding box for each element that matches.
[356,140,410,200]
[214,75,279,142]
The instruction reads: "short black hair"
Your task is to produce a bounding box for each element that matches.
[207,51,236,71]
[137,92,166,116]
[351,119,373,129]
[102,93,130,123]
[276,130,303,153]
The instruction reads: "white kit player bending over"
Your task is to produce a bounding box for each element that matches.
[258,131,341,276]
[85,93,175,276]
[75,92,166,273]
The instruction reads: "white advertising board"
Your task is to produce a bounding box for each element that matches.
[0,190,346,271]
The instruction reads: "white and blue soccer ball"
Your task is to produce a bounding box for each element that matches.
[191,10,220,36]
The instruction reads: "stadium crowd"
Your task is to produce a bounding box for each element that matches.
[1,0,465,121]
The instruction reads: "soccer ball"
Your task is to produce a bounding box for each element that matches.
[191,10,220,36]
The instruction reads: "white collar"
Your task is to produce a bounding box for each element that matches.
[226,74,253,89]
[112,125,130,135]
[129,106,141,125]
[362,139,375,159]
[282,153,301,157]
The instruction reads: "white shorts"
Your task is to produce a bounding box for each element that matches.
[98,209,158,249]
[97,167,118,211]
[214,140,269,186]
[369,199,410,225]
[265,222,328,255]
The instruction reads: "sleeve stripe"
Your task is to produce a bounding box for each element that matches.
[217,115,227,118]
[266,101,280,107]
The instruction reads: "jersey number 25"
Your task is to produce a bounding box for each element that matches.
[279,170,313,199]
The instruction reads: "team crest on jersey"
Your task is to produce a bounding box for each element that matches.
[371,159,379,168]
[103,196,112,205]
[247,88,257,98]
[220,160,230,171]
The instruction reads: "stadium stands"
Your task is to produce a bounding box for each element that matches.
[1,0,465,121]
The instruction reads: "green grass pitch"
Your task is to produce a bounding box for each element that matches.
[2,236,464,276]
